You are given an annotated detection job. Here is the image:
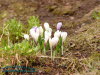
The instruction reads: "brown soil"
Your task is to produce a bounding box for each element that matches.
[0,0,100,22]
[36,0,100,21]
[0,0,100,33]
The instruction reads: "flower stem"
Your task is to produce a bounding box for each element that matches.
[8,32,10,46]
[43,47,46,55]
[51,47,53,60]
[62,42,63,56]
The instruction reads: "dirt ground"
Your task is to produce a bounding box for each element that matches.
[0,0,100,22]
[0,0,100,33]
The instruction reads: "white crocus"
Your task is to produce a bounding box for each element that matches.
[44,34,49,44]
[54,30,61,38]
[49,36,59,60]
[36,27,40,34]
[44,22,50,31]
[30,28,35,38]
[24,34,29,40]
[44,30,52,44]
[30,27,39,42]
[47,27,52,33]
[52,37,59,46]
[61,32,68,42]
[61,32,68,55]
[34,33,39,42]
[45,31,51,38]
[39,26,43,36]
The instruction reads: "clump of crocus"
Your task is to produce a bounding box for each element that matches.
[23,22,68,60]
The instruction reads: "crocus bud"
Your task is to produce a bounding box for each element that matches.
[30,27,39,42]
[44,31,51,44]
[45,31,51,38]
[44,22,50,31]
[36,27,40,34]
[52,36,59,46]
[30,28,35,38]
[34,33,39,42]
[47,27,52,32]
[57,22,62,30]
[49,36,59,48]
[24,34,29,40]
[54,30,61,38]
[44,34,49,44]
[39,26,43,36]
[30,27,37,36]
[61,32,68,42]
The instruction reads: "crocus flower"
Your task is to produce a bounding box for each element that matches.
[61,32,68,42]
[52,36,59,46]
[30,28,35,37]
[44,34,49,44]
[34,33,39,42]
[30,27,39,42]
[36,27,40,34]
[44,31,51,44]
[54,30,61,38]
[32,26,37,32]
[24,34,29,40]
[57,22,62,30]
[47,28,52,33]
[61,32,68,55]
[49,36,59,60]
[49,37,59,50]
[44,22,50,31]
[39,26,43,36]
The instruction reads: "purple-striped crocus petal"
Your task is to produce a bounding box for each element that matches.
[32,26,38,32]
[57,22,62,30]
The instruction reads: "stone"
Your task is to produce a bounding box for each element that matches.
[52,5,75,15]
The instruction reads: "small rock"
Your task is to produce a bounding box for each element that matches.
[70,16,74,20]
[81,23,86,26]
[52,5,75,15]
[47,5,57,12]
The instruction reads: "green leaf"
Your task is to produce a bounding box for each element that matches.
[55,37,62,54]
[92,11,100,20]
[28,16,40,28]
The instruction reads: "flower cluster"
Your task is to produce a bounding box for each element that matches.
[24,22,68,60]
